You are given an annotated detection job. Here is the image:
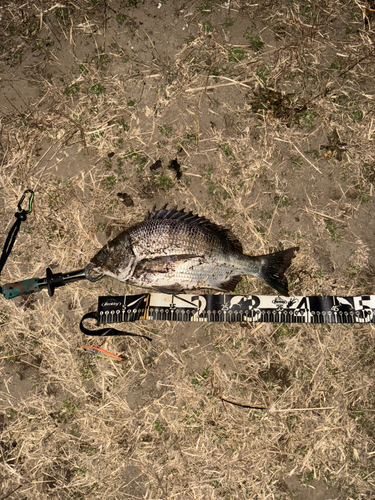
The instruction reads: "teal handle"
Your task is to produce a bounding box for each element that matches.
[2,278,40,299]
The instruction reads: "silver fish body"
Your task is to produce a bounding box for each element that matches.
[91,207,299,295]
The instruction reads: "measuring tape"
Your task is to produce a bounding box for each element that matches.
[79,293,375,336]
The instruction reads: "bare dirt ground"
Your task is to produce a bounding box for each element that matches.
[1,0,375,498]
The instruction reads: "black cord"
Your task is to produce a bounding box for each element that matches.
[80,311,152,341]
[0,190,34,282]
[0,211,27,277]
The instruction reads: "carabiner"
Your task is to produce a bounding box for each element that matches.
[17,189,34,214]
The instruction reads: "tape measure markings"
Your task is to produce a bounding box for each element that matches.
[95,294,375,325]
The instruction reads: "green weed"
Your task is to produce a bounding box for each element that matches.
[350,110,363,122]
[180,132,197,149]
[316,269,326,280]
[123,0,141,6]
[325,218,343,243]
[202,21,214,35]
[299,470,315,484]
[254,225,266,237]
[223,17,234,28]
[209,480,221,488]
[184,404,205,433]
[33,37,54,51]
[97,53,110,67]
[345,25,357,34]
[299,109,317,131]
[346,263,361,278]
[244,28,264,52]
[82,445,98,456]
[362,163,375,182]
[275,194,290,207]
[255,67,270,84]
[300,3,315,19]
[191,368,210,386]
[81,368,97,380]
[154,420,166,435]
[286,414,300,430]
[260,210,272,221]
[117,118,130,131]
[78,63,89,74]
[228,48,247,62]
[213,425,228,443]
[276,324,297,337]
[65,83,80,96]
[219,143,235,160]
[350,408,375,440]
[90,83,105,95]
[110,43,129,62]
[96,222,106,232]
[272,22,290,38]
[89,131,104,145]
[59,397,79,422]
[355,183,372,202]
[152,172,174,189]
[158,125,173,137]
[12,49,23,64]
[55,7,72,25]
[329,57,343,71]
[123,148,148,167]
[291,156,303,168]
[116,13,127,25]
[101,175,117,190]
[0,312,10,326]
[198,0,220,15]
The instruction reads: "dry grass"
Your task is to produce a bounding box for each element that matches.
[1,0,375,498]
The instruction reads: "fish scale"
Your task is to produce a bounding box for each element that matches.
[91,207,299,295]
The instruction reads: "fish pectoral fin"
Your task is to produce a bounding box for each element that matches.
[216,276,242,292]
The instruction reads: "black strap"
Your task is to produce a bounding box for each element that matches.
[0,211,27,277]
[79,311,152,341]
[0,190,34,280]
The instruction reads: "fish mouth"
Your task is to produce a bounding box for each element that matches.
[84,263,104,282]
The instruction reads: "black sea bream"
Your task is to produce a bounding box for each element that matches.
[91,207,299,295]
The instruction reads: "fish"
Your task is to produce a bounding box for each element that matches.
[90,206,299,296]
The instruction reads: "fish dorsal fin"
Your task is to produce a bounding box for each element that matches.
[146,206,243,252]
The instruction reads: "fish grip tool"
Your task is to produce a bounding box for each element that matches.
[0,191,103,299]
[1,267,94,299]
[79,293,375,336]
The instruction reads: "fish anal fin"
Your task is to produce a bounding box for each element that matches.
[217,276,242,292]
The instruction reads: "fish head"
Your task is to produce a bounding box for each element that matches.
[90,233,136,281]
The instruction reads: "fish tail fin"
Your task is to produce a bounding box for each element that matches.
[255,247,299,296]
